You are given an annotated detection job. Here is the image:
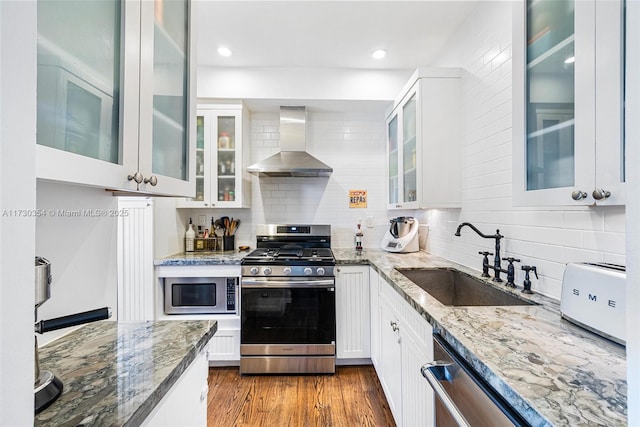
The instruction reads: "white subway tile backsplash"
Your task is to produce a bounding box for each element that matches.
[423,2,625,300]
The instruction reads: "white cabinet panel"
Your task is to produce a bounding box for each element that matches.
[369,267,381,368]
[336,266,370,360]
[378,296,402,426]
[141,350,209,427]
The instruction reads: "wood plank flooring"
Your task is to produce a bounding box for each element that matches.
[207,366,396,427]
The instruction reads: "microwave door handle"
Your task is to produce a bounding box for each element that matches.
[421,362,471,427]
[241,279,335,288]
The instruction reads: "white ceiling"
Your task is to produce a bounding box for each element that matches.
[196,1,478,70]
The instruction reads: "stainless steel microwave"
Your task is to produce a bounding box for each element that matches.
[164,277,238,315]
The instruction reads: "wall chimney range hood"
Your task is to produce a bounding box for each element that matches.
[247,106,333,177]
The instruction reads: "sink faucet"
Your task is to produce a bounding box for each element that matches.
[455,223,505,282]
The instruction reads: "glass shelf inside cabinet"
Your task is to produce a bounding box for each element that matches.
[525,0,575,191]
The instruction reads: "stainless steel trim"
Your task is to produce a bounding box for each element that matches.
[422,362,471,427]
[241,278,335,288]
[240,356,335,374]
[255,223,331,236]
[241,343,335,356]
[164,277,238,315]
[425,335,526,426]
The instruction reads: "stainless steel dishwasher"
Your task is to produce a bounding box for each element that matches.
[421,334,530,427]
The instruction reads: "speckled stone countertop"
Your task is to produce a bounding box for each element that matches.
[153,249,627,426]
[334,248,626,427]
[154,250,246,266]
[34,320,217,427]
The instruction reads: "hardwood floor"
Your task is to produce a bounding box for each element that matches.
[207,365,396,427]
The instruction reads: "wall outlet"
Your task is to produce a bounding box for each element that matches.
[198,215,207,226]
[365,216,374,228]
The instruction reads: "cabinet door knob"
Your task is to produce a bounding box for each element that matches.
[144,175,158,186]
[571,190,588,201]
[127,172,144,184]
[592,188,611,200]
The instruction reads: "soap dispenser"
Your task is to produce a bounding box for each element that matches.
[185,218,195,252]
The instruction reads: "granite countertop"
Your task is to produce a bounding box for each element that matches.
[153,249,627,426]
[35,320,217,427]
[154,250,247,266]
[334,248,626,427]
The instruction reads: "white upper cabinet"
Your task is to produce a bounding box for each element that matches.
[386,68,462,210]
[512,0,625,206]
[177,103,251,208]
[36,0,196,196]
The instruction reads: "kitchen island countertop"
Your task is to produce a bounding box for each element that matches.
[34,320,217,427]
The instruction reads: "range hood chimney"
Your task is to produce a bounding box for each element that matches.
[247,106,333,177]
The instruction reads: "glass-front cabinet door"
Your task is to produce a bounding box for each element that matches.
[36,0,138,190]
[215,115,239,203]
[386,85,419,210]
[178,106,250,208]
[138,0,196,195]
[387,114,400,207]
[513,0,625,206]
[402,95,418,204]
[35,0,196,196]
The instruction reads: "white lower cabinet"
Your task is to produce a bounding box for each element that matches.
[208,317,240,363]
[335,266,370,361]
[369,268,381,367]
[141,349,209,426]
[375,273,435,427]
[378,296,403,425]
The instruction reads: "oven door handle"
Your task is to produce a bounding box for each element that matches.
[421,361,472,427]
[241,279,335,288]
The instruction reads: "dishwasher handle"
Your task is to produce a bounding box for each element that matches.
[422,361,472,427]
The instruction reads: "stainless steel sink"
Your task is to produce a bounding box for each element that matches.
[396,268,535,307]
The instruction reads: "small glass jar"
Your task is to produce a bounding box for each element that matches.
[218,132,230,148]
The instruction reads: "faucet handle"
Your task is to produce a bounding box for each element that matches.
[502,257,521,264]
[521,265,538,294]
[478,251,492,277]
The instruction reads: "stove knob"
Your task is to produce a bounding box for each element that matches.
[250,267,259,275]
[263,267,272,275]
[316,267,325,276]
[283,267,292,276]
[304,267,313,275]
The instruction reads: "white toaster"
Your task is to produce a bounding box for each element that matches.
[560,262,626,345]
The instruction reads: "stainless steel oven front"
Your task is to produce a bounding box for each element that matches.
[240,276,336,374]
[164,276,238,315]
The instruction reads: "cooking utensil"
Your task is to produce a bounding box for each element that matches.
[220,216,230,236]
[228,218,240,236]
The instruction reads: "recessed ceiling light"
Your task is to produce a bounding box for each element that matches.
[564,56,575,64]
[218,47,232,57]
[372,49,387,60]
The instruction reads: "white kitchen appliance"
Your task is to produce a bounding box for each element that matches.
[381,217,419,253]
[560,262,626,345]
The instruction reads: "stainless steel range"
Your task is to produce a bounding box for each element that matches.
[240,224,336,374]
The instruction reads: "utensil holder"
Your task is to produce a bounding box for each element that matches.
[223,235,235,251]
